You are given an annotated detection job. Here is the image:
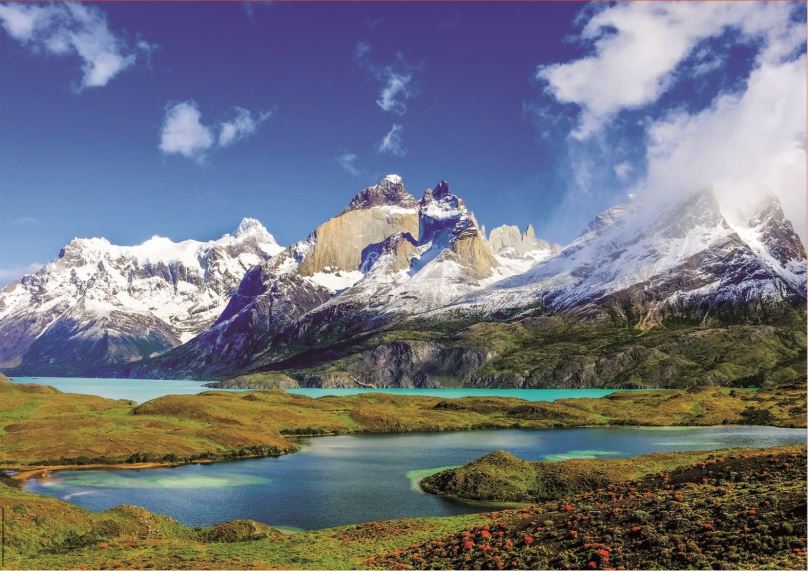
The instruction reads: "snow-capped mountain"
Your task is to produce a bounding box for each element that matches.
[122,176,556,378]
[442,189,806,324]
[4,174,803,383]
[0,219,282,373]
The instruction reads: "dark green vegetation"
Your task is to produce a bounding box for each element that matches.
[1,447,803,569]
[371,449,808,570]
[1,373,804,468]
[238,313,807,390]
[208,372,299,389]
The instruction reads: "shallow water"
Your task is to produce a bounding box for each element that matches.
[26,425,805,530]
[10,376,238,403]
[10,376,618,404]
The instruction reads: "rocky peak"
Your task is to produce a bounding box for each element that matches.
[298,177,419,277]
[234,217,274,241]
[419,181,466,213]
[745,193,806,267]
[432,180,452,201]
[488,224,553,256]
[418,180,484,250]
[343,175,419,213]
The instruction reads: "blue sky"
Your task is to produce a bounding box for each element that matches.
[0,1,805,284]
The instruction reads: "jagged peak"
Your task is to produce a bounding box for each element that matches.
[488,224,552,256]
[432,180,451,201]
[343,175,418,213]
[234,217,271,239]
[420,180,460,206]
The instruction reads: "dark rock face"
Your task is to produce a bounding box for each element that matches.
[302,340,492,388]
[342,176,418,212]
[749,194,807,267]
[121,269,333,379]
[14,312,181,376]
[359,232,419,273]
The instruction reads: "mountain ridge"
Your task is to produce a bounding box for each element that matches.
[2,176,805,386]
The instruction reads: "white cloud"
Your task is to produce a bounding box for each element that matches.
[336,152,361,176]
[159,101,215,162]
[355,42,420,115]
[377,70,413,115]
[0,263,42,286]
[530,1,806,242]
[377,124,405,156]
[219,107,271,147]
[639,55,806,238]
[160,101,270,163]
[537,1,804,139]
[0,2,152,89]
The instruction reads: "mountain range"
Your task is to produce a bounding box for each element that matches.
[1,175,804,388]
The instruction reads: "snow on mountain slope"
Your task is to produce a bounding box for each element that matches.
[120,176,423,377]
[126,177,561,378]
[487,224,562,276]
[440,190,806,322]
[275,181,559,340]
[0,219,282,372]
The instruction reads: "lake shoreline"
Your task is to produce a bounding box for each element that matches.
[6,422,805,484]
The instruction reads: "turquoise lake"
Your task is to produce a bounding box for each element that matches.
[9,376,617,404]
[25,426,806,530]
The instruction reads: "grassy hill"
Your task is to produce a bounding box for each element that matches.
[372,448,808,570]
[1,379,804,468]
[419,447,803,503]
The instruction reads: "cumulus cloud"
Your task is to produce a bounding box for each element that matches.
[0,263,43,286]
[355,42,420,115]
[336,152,362,176]
[159,101,215,161]
[537,1,805,139]
[377,124,405,156]
[160,101,270,163]
[0,2,152,89]
[532,1,806,240]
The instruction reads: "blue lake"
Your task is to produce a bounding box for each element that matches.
[25,426,806,530]
[9,376,618,404]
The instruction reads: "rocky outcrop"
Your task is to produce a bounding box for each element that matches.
[297,207,418,277]
[360,232,419,273]
[341,174,419,212]
[303,340,492,388]
[297,175,419,277]
[414,181,499,279]
[488,224,554,256]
